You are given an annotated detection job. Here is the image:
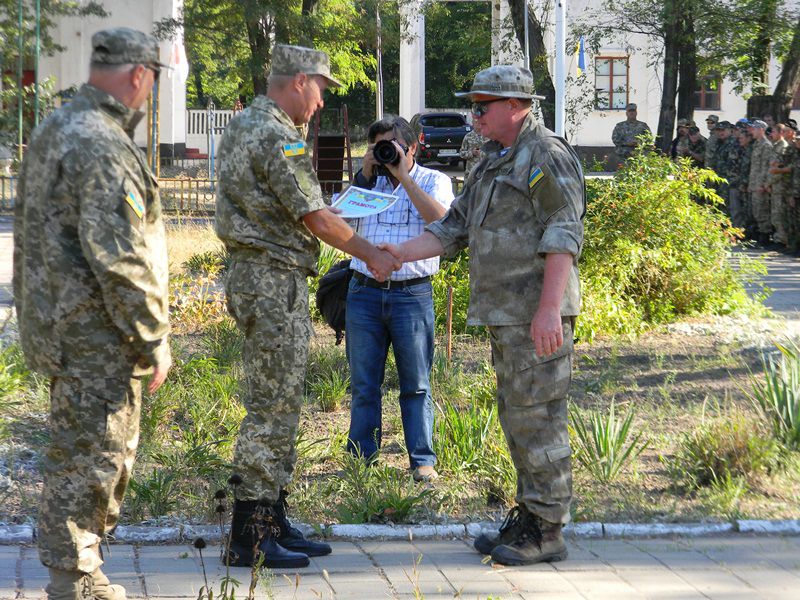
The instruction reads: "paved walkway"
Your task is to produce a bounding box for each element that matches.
[2,535,799,599]
[0,218,12,306]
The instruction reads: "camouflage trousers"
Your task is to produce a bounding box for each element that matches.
[788,197,800,251]
[770,190,789,244]
[751,190,772,234]
[225,262,313,502]
[728,188,747,230]
[489,319,574,524]
[38,376,141,573]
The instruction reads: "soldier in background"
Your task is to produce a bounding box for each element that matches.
[768,124,796,248]
[712,122,736,211]
[728,123,752,230]
[673,118,693,160]
[704,115,720,171]
[686,126,707,167]
[789,133,800,255]
[459,122,487,179]
[748,120,774,246]
[611,102,650,164]
[763,114,776,128]
[215,44,399,570]
[13,28,171,599]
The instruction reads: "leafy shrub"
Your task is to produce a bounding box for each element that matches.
[307,366,350,412]
[579,151,766,340]
[668,411,781,490]
[200,317,244,370]
[748,342,800,450]
[432,250,473,336]
[569,400,649,483]
[0,344,30,399]
[182,249,230,276]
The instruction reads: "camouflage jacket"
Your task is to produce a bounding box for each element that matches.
[687,136,707,167]
[13,84,170,378]
[714,137,738,181]
[749,138,773,191]
[791,147,800,198]
[459,129,487,179]
[705,132,720,171]
[427,113,584,325]
[215,96,327,278]
[768,139,792,192]
[612,119,650,159]
[739,143,753,191]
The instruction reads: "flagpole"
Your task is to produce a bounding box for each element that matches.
[524,0,530,66]
[376,1,384,120]
[555,0,566,136]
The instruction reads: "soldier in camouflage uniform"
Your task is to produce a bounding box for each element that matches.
[13,28,171,600]
[767,125,795,248]
[611,102,651,164]
[214,44,399,570]
[459,125,487,179]
[382,65,584,567]
[704,115,720,172]
[727,124,751,229]
[712,122,736,210]
[789,134,800,254]
[686,126,707,167]
[673,118,693,160]
[748,120,774,246]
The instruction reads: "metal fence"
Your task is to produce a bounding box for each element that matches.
[0,173,467,213]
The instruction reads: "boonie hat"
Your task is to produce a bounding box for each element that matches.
[455,65,545,100]
[271,44,342,88]
[91,27,168,68]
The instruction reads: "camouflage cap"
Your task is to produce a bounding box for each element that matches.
[454,65,545,100]
[705,114,719,123]
[91,27,167,68]
[749,119,767,129]
[677,118,694,127]
[271,44,342,88]
[626,103,638,110]
[718,120,733,129]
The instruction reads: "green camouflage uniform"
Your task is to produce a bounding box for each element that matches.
[215,96,327,502]
[13,83,170,574]
[749,137,774,234]
[459,129,487,179]
[611,119,650,162]
[714,136,737,210]
[769,140,792,245]
[789,147,800,251]
[726,139,748,228]
[687,135,707,167]
[704,131,719,172]
[427,113,584,524]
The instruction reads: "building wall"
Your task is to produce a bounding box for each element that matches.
[38,0,186,153]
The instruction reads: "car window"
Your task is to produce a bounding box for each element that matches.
[420,115,466,128]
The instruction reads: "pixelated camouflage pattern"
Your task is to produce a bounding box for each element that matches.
[749,137,774,234]
[428,114,583,326]
[770,141,794,244]
[686,135,707,167]
[38,376,141,572]
[674,134,691,160]
[490,320,574,524]
[459,129,487,179]
[611,119,650,160]
[215,96,328,277]
[705,131,719,171]
[270,44,342,87]
[91,27,164,67]
[224,262,313,501]
[454,65,542,100]
[13,84,171,378]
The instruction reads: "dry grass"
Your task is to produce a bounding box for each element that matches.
[166,220,223,276]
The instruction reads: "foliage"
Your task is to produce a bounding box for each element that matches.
[330,453,436,523]
[0,343,31,399]
[578,147,766,340]
[569,400,649,483]
[431,250,472,336]
[183,249,230,277]
[200,317,244,370]
[668,410,781,490]
[748,342,800,449]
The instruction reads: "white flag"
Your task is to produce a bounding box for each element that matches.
[169,40,190,84]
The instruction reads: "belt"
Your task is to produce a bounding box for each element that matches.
[353,271,431,290]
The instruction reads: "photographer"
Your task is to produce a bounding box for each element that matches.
[346,116,454,482]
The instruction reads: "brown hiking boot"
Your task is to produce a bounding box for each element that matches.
[473,504,529,555]
[91,568,127,600]
[490,516,568,566]
[46,568,93,600]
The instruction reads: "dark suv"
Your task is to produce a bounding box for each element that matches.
[410,112,472,166]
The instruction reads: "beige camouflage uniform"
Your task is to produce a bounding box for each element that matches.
[749,136,774,235]
[13,76,170,574]
[459,128,487,179]
[611,119,650,162]
[427,112,584,524]
[768,139,792,245]
[215,95,327,502]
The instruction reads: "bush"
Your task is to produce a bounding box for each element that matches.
[578,150,766,340]
[668,411,781,490]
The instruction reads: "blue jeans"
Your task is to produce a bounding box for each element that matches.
[345,276,436,468]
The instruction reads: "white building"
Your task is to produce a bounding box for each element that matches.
[38,0,187,158]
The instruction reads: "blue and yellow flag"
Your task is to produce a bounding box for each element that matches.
[576,36,586,76]
[529,167,545,190]
[283,141,306,157]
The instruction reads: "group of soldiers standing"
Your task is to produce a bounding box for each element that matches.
[673,114,800,255]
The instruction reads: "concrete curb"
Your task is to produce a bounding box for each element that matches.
[3,519,800,545]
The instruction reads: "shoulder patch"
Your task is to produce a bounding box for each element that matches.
[283,141,306,157]
[528,166,545,190]
[123,178,145,220]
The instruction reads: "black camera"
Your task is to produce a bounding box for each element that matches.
[372,139,408,177]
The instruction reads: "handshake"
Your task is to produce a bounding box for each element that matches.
[365,243,405,282]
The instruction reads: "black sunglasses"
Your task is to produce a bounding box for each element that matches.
[144,64,161,82]
[471,98,507,117]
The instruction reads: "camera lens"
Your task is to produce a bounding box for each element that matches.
[373,140,400,165]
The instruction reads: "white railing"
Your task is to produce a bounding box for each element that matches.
[186,109,236,155]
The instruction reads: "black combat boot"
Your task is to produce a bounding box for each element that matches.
[221,499,310,569]
[473,504,529,555]
[273,490,332,556]
[490,514,568,566]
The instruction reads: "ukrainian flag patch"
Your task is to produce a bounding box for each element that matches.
[528,166,545,190]
[123,179,145,220]
[283,141,306,157]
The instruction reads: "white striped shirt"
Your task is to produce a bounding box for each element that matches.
[349,163,455,281]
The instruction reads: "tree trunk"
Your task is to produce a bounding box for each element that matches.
[771,17,800,121]
[245,12,272,96]
[656,0,680,153]
[752,0,780,95]
[676,4,696,123]
[507,0,556,130]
